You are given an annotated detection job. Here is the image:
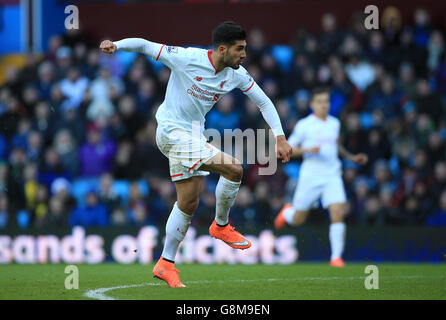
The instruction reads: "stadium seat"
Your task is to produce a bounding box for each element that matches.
[71,178,100,205]
[115,50,138,72]
[0,54,27,85]
[270,45,293,73]
[111,180,130,205]
[283,162,300,178]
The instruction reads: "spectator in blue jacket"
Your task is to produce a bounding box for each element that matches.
[69,189,109,227]
[426,190,446,226]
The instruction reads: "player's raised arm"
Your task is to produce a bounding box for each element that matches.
[100,38,162,58]
[99,38,187,71]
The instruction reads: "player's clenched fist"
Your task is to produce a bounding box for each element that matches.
[99,40,117,54]
[276,135,293,163]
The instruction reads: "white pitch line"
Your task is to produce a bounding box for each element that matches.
[84,283,163,300]
[84,278,336,300]
[84,275,445,300]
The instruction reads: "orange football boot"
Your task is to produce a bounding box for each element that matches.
[152,257,186,287]
[274,203,293,230]
[330,257,345,267]
[209,221,251,250]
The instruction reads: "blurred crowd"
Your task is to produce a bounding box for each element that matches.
[0,7,445,230]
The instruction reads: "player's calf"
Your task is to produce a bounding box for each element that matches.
[328,203,346,223]
[175,176,203,215]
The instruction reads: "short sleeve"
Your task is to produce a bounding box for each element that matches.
[235,66,255,93]
[288,121,304,148]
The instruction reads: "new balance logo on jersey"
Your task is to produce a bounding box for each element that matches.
[195,76,202,82]
[219,80,227,89]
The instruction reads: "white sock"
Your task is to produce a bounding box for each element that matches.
[283,206,296,225]
[215,176,241,226]
[329,222,346,260]
[161,202,192,262]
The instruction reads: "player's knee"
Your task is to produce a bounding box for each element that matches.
[187,198,200,213]
[178,197,199,215]
[330,213,344,223]
[228,163,243,182]
[234,164,243,181]
[330,208,345,223]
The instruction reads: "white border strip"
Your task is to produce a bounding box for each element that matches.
[33,0,42,52]
[20,0,28,52]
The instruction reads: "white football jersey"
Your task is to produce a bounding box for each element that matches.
[152,44,254,134]
[114,38,284,137]
[288,114,341,176]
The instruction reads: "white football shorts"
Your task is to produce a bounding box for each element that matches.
[156,124,220,181]
[292,173,347,210]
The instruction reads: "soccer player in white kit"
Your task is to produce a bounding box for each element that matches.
[100,21,292,287]
[274,87,367,267]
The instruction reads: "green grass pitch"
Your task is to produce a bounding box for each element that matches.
[0,263,445,300]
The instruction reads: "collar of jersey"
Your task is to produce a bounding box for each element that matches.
[311,113,328,123]
[208,50,222,75]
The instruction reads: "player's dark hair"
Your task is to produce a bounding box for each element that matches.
[311,87,330,99]
[212,21,246,48]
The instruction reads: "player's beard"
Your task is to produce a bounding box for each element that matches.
[224,53,240,69]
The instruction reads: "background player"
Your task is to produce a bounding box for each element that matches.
[274,87,368,267]
[100,21,292,287]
